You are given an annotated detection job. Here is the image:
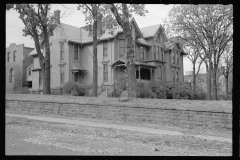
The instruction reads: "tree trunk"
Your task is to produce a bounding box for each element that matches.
[109,4,137,97]
[92,6,98,97]
[206,60,211,100]
[225,75,229,100]
[213,62,218,100]
[42,26,51,94]
[192,65,196,91]
[124,16,137,97]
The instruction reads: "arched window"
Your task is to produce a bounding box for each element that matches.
[9,68,14,83]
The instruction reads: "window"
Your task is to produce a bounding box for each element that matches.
[28,68,31,76]
[103,64,108,82]
[39,71,42,86]
[9,68,14,83]
[60,66,64,84]
[74,72,78,82]
[103,41,108,58]
[119,39,125,57]
[153,45,156,60]
[13,51,16,61]
[176,71,178,82]
[159,66,162,79]
[74,44,78,60]
[158,33,161,42]
[161,48,164,61]
[172,70,175,82]
[171,51,175,64]
[60,43,64,60]
[140,46,144,60]
[157,46,160,61]
[140,68,151,80]
[7,52,10,62]
[176,52,179,65]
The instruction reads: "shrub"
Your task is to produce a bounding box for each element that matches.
[151,82,170,99]
[136,84,157,99]
[111,73,127,97]
[193,89,207,100]
[71,89,79,96]
[172,85,194,100]
[13,87,30,94]
[62,81,91,96]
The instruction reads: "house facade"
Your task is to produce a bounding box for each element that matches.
[29,10,187,95]
[6,43,34,92]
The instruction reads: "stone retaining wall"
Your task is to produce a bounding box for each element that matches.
[5,100,232,130]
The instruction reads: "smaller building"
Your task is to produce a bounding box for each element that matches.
[6,43,34,92]
[184,67,225,93]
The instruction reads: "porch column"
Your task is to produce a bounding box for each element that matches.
[139,66,141,84]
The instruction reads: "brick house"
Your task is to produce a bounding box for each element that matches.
[6,43,34,92]
[30,10,187,95]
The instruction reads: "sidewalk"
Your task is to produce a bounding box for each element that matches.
[6,113,231,143]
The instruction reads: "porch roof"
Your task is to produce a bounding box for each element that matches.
[134,61,157,68]
[110,58,157,68]
[71,63,86,71]
[109,58,127,67]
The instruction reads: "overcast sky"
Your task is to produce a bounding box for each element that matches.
[5,4,205,74]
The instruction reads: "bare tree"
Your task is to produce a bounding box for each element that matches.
[165,4,233,100]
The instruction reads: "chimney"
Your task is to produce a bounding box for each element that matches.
[54,10,61,24]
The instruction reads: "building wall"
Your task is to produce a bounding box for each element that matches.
[165,50,172,82]
[6,44,24,92]
[80,39,115,86]
[22,46,34,85]
[32,70,40,90]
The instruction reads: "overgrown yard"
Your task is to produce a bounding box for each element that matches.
[6,94,232,113]
[5,117,231,156]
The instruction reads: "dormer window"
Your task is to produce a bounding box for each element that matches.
[158,33,161,42]
[13,51,16,61]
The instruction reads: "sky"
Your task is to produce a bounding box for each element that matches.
[5,4,205,74]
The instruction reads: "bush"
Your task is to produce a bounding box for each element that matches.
[62,81,91,96]
[136,84,157,99]
[13,87,30,94]
[111,73,128,97]
[193,89,207,100]
[172,85,194,100]
[151,82,170,99]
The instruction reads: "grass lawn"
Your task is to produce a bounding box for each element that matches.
[6,93,232,113]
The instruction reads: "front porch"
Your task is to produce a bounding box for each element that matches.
[110,59,157,85]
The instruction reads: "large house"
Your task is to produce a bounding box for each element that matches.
[6,43,34,92]
[29,10,187,95]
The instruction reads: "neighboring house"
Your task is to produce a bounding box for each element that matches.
[30,10,187,95]
[6,43,34,92]
[184,67,225,93]
[184,73,208,92]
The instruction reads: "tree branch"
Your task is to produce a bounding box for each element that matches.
[85,4,92,12]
